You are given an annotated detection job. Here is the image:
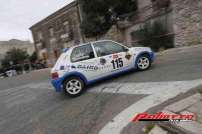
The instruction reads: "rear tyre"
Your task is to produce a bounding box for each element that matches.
[63,77,85,97]
[136,54,151,71]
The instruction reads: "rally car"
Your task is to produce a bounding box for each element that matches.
[51,40,155,97]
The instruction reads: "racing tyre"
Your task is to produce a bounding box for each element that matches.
[136,54,151,71]
[63,77,85,97]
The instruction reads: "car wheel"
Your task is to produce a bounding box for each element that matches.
[136,54,151,71]
[63,77,85,97]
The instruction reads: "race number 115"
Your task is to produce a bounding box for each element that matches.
[111,58,123,69]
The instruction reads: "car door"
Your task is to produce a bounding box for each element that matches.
[70,43,101,81]
[92,41,133,77]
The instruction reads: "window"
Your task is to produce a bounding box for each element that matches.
[63,21,70,33]
[93,41,128,57]
[49,27,54,37]
[37,31,43,40]
[71,44,95,62]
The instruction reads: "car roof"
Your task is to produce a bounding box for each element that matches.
[63,40,126,55]
[70,40,116,49]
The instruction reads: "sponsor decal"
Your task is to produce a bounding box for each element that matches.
[71,65,76,69]
[100,58,106,65]
[100,65,111,70]
[68,64,98,71]
[112,54,119,59]
[77,65,98,70]
[60,66,65,70]
[132,112,194,123]
[125,53,132,60]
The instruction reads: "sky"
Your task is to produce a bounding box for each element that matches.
[0,0,74,42]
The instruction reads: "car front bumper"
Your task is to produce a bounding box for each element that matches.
[149,52,155,62]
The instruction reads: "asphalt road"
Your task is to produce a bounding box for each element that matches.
[112,44,202,83]
[0,45,202,134]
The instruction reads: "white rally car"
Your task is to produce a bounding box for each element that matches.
[51,40,155,97]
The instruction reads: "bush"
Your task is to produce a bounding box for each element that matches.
[80,0,138,37]
[1,48,29,69]
[133,20,174,52]
[29,52,37,63]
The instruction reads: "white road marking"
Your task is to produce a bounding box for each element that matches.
[96,79,202,134]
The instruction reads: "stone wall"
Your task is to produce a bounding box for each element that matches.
[124,11,173,46]
[171,0,202,47]
[106,0,202,47]
[121,0,173,47]
[82,25,124,44]
[100,25,124,43]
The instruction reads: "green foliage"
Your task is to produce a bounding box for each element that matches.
[144,124,155,134]
[29,52,37,63]
[1,48,29,68]
[80,0,138,37]
[197,86,202,95]
[134,20,174,51]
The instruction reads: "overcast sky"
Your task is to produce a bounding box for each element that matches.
[0,0,74,42]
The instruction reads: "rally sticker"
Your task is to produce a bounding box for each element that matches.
[77,65,98,71]
[112,54,119,59]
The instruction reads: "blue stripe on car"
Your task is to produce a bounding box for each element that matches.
[134,51,155,69]
[51,72,88,92]
[87,67,133,85]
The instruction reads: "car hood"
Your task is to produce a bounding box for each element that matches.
[129,47,153,53]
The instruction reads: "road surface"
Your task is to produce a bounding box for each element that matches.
[0,45,202,134]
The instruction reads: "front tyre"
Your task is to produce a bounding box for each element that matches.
[136,54,151,71]
[63,77,85,97]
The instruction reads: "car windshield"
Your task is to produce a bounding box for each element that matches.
[93,41,127,57]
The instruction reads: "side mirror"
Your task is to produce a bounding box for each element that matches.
[89,52,95,59]
[123,47,129,52]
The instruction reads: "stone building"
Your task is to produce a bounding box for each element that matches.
[0,39,34,58]
[30,0,202,65]
[30,1,83,66]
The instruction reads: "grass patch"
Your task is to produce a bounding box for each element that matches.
[197,86,202,95]
[144,124,155,134]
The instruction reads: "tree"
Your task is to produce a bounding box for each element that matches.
[29,52,37,63]
[1,48,29,69]
[80,0,138,37]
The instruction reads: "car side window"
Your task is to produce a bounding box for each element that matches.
[71,44,95,62]
[93,41,127,57]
